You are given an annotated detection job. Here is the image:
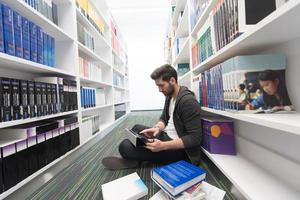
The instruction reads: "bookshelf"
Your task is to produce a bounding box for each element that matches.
[0,0,130,198]
[167,0,300,199]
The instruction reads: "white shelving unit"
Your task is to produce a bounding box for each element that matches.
[0,0,130,198]
[168,0,300,199]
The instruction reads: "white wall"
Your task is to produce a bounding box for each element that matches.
[108,1,170,110]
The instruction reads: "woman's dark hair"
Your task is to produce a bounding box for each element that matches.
[258,70,279,81]
[150,64,177,82]
[258,70,292,108]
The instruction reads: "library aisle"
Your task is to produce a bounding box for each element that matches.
[6,111,237,200]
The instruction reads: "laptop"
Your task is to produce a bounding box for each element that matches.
[125,128,153,147]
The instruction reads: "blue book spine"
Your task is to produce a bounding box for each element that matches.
[13,11,23,58]
[22,17,30,60]
[43,32,48,65]
[83,88,86,108]
[0,4,4,52]
[29,21,37,62]
[92,89,95,106]
[37,26,43,64]
[2,4,15,56]
[80,87,83,108]
[47,35,51,66]
[51,36,55,67]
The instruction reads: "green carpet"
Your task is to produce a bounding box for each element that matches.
[27,111,238,200]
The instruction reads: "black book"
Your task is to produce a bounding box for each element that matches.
[45,131,54,164]
[41,83,47,116]
[52,2,58,25]
[63,79,69,111]
[20,80,29,119]
[1,143,18,191]
[34,82,42,117]
[27,136,38,175]
[28,81,36,118]
[46,83,53,115]
[244,0,276,25]
[51,128,60,160]
[0,156,3,193]
[51,84,58,114]
[36,134,47,169]
[70,80,78,111]
[0,78,12,122]
[11,79,21,120]
[71,123,80,150]
[15,140,29,182]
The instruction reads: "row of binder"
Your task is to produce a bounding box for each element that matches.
[0,3,56,67]
[0,116,80,193]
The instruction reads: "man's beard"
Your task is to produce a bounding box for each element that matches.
[163,84,175,97]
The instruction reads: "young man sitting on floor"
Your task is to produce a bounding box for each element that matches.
[102,64,202,170]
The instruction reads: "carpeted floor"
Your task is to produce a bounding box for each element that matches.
[27,111,238,200]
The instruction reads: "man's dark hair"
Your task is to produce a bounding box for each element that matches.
[258,70,279,81]
[150,64,178,82]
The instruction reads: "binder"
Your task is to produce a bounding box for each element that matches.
[2,4,15,56]
[46,83,52,115]
[45,131,54,164]
[51,128,60,160]
[62,79,69,111]
[22,17,30,60]
[16,140,29,182]
[28,81,36,118]
[34,82,42,117]
[36,133,46,169]
[11,79,21,120]
[71,123,80,149]
[41,82,47,116]
[0,153,3,193]
[37,26,44,64]
[27,136,38,175]
[13,11,23,58]
[1,143,17,191]
[0,77,12,122]
[29,21,38,62]
[20,80,29,119]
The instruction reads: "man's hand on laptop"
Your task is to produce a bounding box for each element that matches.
[140,127,160,138]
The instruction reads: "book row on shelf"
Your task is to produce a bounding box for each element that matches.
[0,115,80,193]
[79,56,103,81]
[192,54,295,114]
[113,72,124,88]
[77,21,95,52]
[80,87,106,109]
[111,18,127,63]
[114,103,126,120]
[22,0,58,26]
[82,114,100,136]
[75,0,106,35]
[190,0,278,67]
[0,3,55,67]
[0,76,78,123]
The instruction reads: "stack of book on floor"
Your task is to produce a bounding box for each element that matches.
[151,160,209,199]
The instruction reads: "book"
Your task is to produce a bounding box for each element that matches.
[28,81,36,118]
[43,32,48,65]
[34,82,42,117]
[2,4,15,56]
[10,79,21,120]
[13,11,23,58]
[22,17,30,60]
[37,26,44,64]
[0,77,12,122]
[101,172,148,200]
[201,117,236,155]
[20,80,29,119]
[1,142,18,190]
[151,160,206,197]
[0,3,4,53]
[40,82,47,116]
[29,21,38,62]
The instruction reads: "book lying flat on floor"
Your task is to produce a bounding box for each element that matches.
[151,160,206,197]
[101,172,148,200]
